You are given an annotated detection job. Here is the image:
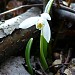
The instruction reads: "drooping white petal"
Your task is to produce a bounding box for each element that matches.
[19,17,39,29]
[41,20,51,43]
[41,13,51,20]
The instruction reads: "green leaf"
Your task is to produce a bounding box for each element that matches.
[48,40,52,62]
[25,38,33,75]
[42,35,48,58]
[40,35,48,70]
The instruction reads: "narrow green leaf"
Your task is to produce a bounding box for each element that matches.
[42,35,48,58]
[48,40,52,62]
[40,35,48,70]
[25,38,33,75]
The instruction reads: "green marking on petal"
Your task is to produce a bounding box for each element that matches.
[36,22,44,30]
[36,18,45,30]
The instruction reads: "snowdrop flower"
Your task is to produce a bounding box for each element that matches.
[19,13,51,43]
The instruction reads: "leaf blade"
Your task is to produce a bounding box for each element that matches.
[40,35,48,70]
[25,38,33,75]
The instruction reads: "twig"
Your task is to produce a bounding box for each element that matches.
[25,65,42,75]
[65,48,72,63]
[37,58,48,75]
[53,3,75,13]
[60,51,63,63]
[45,63,69,72]
[0,4,43,16]
[33,68,42,75]
[67,0,72,7]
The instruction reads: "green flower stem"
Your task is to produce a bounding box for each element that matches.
[25,38,33,75]
[43,0,54,60]
[40,0,54,70]
[40,35,48,70]
[44,0,54,14]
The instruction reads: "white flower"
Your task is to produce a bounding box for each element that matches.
[19,13,51,43]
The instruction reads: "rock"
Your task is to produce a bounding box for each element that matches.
[64,68,72,75]
[0,56,30,75]
[0,7,41,63]
[53,59,62,65]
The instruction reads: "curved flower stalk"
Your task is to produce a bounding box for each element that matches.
[44,0,54,13]
[19,0,54,73]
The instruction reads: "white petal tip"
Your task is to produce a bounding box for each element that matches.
[47,40,49,43]
[46,38,50,43]
[19,25,23,29]
[31,38,33,40]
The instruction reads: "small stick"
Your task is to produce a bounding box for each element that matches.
[37,58,48,75]
[25,65,43,75]
[53,3,75,13]
[33,68,42,75]
[0,4,43,16]
[65,48,71,63]
[67,0,72,7]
